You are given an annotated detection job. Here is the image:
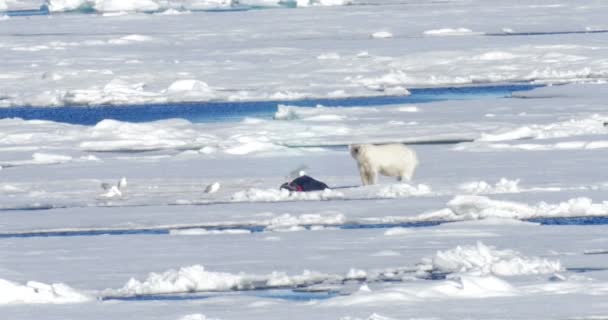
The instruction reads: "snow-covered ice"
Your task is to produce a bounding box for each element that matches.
[2,0,608,319]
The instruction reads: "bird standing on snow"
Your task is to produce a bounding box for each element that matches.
[204,182,221,194]
[99,177,128,198]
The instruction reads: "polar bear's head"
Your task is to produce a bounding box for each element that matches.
[349,144,369,160]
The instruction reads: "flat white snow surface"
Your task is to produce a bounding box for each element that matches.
[3,1,608,319]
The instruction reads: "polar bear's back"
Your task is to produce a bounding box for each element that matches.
[364,143,418,174]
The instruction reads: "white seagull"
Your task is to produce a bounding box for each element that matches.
[204,182,221,194]
[100,177,127,198]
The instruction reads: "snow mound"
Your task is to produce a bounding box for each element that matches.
[80,119,206,152]
[31,153,72,165]
[327,275,515,306]
[167,79,214,100]
[432,195,608,221]
[458,178,520,194]
[422,275,516,298]
[231,188,344,202]
[0,279,90,304]
[370,31,393,39]
[377,183,432,198]
[418,242,562,276]
[478,114,608,142]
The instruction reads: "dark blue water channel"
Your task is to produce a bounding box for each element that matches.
[2,215,608,239]
[102,289,338,302]
[0,84,541,125]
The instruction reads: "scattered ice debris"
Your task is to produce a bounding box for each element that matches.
[417,242,562,277]
[370,31,393,39]
[204,182,221,194]
[231,188,344,202]
[458,178,520,194]
[0,279,90,304]
[377,183,432,198]
[99,177,127,198]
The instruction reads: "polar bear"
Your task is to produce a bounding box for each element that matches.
[350,143,418,185]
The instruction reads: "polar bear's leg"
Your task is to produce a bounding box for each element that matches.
[358,165,369,185]
[358,164,376,185]
[367,168,378,185]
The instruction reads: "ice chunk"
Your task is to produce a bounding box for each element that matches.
[0,278,90,304]
[419,242,562,276]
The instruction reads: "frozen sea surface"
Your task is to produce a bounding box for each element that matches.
[2,0,608,320]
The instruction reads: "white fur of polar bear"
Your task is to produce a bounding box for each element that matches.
[350,143,418,185]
